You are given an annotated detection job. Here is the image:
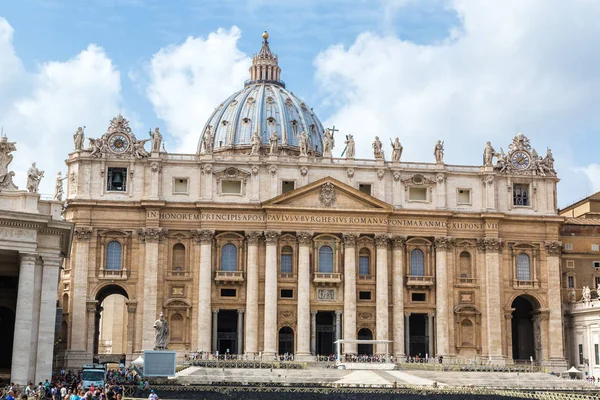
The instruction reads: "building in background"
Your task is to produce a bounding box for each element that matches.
[58,32,566,371]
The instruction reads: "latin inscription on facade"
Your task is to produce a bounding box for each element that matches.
[147,211,200,220]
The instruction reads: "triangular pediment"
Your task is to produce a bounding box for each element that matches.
[263,177,392,212]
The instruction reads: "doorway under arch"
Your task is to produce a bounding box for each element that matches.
[94,285,129,356]
[511,295,538,361]
[357,328,373,356]
[278,327,294,355]
[0,307,15,370]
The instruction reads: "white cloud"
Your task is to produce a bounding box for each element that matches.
[0,17,121,196]
[146,26,251,153]
[314,0,600,206]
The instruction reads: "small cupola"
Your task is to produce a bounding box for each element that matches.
[247,31,284,87]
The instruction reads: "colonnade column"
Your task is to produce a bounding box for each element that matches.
[139,227,167,350]
[237,309,244,355]
[392,236,406,358]
[11,253,38,384]
[375,234,390,355]
[245,231,262,356]
[479,238,504,364]
[194,229,215,352]
[434,237,453,357]
[263,231,280,356]
[545,242,566,366]
[69,227,92,360]
[296,231,313,358]
[342,233,358,355]
[35,256,63,383]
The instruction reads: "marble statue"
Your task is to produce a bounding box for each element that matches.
[344,134,355,158]
[391,137,403,162]
[322,128,334,157]
[202,126,213,154]
[568,288,576,303]
[0,134,18,190]
[54,171,67,201]
[372,136,384,160]
[250,130,261,155]
[269,131,278,155]
[132,138,150,159]
[150,128,162,153]
[298,131,308,156]
[542,148,555,173]
[434,140,444,163]
[73,127,85,151]
[26,162,44,193]
[583,286,591,303]
[153,312,169,350]
[483,141,496,167]
[88,137,105,157]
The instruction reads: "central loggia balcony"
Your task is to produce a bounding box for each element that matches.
[405,275,434,288]
[215,270,245,285]
[313,272,342,286]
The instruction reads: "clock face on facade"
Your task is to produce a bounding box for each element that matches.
[511,151,530,169]
[109,134,129,153]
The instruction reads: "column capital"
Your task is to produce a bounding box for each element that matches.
[19,252,38,264]
[297,231,313,246]
[245,231,263,245]
[212,308,220,314]
[74,226,93,241]
[374,234,390,248]
[86,300,98,313]
[342,233,359,247]
[237,308,245,314]
[264,230,281,244]
[544,241,562,256]
[434,236,455,250]
[335,310,343,317]
[139,227,168,243]
[126,300,138,314]
[41,255,63,267]
[192,229,215,244]
[392,236,407,249]
[310,309,317,317]
[477,237,503,253]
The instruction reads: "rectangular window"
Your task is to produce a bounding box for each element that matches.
[579,344,584,365]
[593,244,599,252]
[107,168,127,192]
[594,261,600,269]
[457,189,471,205]
[173,178,188,194]
[282,180,295,194]
[280,289,294,298]
[564,243,573,251]
[409,187,427,201]
[595,344,599,365]
[280,254,293,273]
[412,293,426,302]
[566,260,575,268]
[358,256,370,275]
[222,180,242,194]
[513,184,529,206]
[359,184,372,196]
[359,291,372,300]
[568,276,575,288]
[220,288,236,297]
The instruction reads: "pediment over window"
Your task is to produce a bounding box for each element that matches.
[263,177,392,212]
[401,174,436,186]
[98,229,131,237]
[163,299,191,308]
[454,304,481,315]
[213,166,251,179]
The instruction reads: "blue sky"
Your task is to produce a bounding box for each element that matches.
[1,0,599,207]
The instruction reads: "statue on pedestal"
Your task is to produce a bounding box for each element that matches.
[434,140,444,163]
[202,126,214,154]
[391,137,403,162]
[73,127,85,151]
[269,131,278,155]
[150,128,162,153]
[344,134,355,158]
[0,135,18,190]
[322,128,334,157]
[250,130,261,155]
[54,171,68,201]
[483,141,496,166]
[26,162,44,193]
[372,136,384,160]
[298,131,308,156]
[583,286,591,303]
[153,312,169,350]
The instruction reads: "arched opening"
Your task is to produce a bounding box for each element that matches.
[62,293,69,313]
[358,248,370,276]
[511,295,538,361]
[95,285,129,357]
[410,249,425,276]
[172,243,185,275]
[0,306,15,369]
[357,328,373,356]
[318,246,333,273]
[280,246,293,274]
[221,244,237,271]
[278,326,294,355]
[459,251,471,279]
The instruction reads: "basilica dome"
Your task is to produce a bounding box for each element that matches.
[197,32,325,155]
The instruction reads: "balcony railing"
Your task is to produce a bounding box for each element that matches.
[167,270,191,279]
[313,272,342,286]
[358,274,374,281]
[99,268,128,280]
[456,277,478,286]
[279,273,296,280]
[513,279,538,289]
[406,275,434,287]
[215,270,244,284]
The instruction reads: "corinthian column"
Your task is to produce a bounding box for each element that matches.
[342,233,358,355]
[375,234,390,355]
[392,236,406,358]
[434,236,453,357]
[139,227,167,350]
[245,231,262,356]
[193,229,215,352]
[70,227,92,358]
[478,237,504,364]
[545,241,566,365]
[296,231,313,358]
[263,230,280,356]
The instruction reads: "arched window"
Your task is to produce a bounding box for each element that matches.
[318,245,333,273]
[359,248,370,276]
[221,243,237,271]
[62,293,69,313]
[459,251,472,278]
[280,246,293,274]
[517,253,531,281]
[172,244,185,273]
[170,313,184,342]
[106,241,122,270]
[410,249,425,276]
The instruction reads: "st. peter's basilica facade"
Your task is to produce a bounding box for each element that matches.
[57,32,566,370]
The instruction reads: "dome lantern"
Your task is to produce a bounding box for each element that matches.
[247,31,283,87]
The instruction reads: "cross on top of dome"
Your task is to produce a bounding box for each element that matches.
[247,31,284,88]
